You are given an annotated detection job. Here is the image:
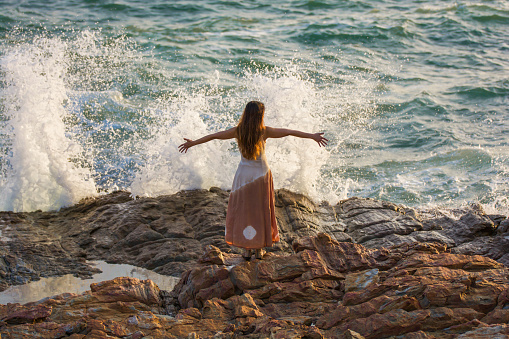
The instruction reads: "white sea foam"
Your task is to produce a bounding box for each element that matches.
[0,36,96,212]
[0,31,382,211]
[130,64,380,204]
[130,91,239,197]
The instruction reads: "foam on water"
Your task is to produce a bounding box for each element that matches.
[130,89,239,197]
[130,64,380,203]
[0,29,383,211]
[0,15,506,214]
[0,35,96,212]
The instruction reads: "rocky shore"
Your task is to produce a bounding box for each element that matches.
[0,188,508,338]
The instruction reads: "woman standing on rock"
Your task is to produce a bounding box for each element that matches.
[178,101,327,259]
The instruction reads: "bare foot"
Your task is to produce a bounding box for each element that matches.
[255,248,265,260]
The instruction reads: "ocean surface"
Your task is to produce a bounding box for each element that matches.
[0,0,507,213]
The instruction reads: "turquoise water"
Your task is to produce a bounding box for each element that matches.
[0,0,507,213]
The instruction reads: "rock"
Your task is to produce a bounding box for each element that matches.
[90,277,161,305]
[361,231,456,249]
[199,245,225,265]
[338,197,423,244]
[444,212,496,244]
[456,324,509,338]
[167,233,509,338]
[0,304,52,324]
[498,218,509,234]
[1,233,509,338]
[343,329,366,339]
[344,268,379,293]
[482,309,509,324]
[0,189,507,293]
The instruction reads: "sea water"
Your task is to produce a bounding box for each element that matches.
[0,0,507,213]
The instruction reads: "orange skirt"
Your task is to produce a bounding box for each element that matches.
[225,170,279,249]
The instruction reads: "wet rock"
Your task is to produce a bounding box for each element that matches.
[90,277,161,305]
[456,324,509,338]
[498,218,509,234]
[444,212,496,243]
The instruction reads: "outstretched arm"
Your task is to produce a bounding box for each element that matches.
[265,126,328,147]
[179,127,236,153]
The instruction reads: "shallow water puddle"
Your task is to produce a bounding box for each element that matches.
[0,261,180,305]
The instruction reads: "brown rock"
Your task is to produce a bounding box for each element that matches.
[177,265,233,308]
[68,334,86,339]
[344,268,379,292]
[199,245,225,265]
[176,307,202,320]
[1,212,509,339]
[91,277,161,306]
[201,293,263,322]
[292,233,379,273]
[0,304,52,324]
[399,331,437,339]
[482,309,509,324]
[343,329,366,339]
[202,298,232,321]
[317,295,421,330]
[1,188,508,295]
[334,308,430,338]
[456,324,509,338]
[261,301,335,319]
[231,250,326,290]
[248,279,342,303]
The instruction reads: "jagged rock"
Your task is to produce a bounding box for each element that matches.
[0,304,52,324]
[1,233,509,338]
[344,268,379,293]
[164,233,509,338]
[90,277,161,305]
[0,189,506,294]
[456,324,509,338]
[338,197,423,244]
[443,212,496,244]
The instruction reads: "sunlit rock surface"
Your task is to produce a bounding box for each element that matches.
[0,189,507,294]
[1,233,508,338]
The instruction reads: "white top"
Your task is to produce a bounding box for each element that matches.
[231,144,270,193]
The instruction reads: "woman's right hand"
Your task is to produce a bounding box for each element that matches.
[313,133,328,147]
[178,138,195,153]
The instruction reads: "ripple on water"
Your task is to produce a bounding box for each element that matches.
[0,261,180,305]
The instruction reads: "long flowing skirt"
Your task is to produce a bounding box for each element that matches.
[225,168,279,249]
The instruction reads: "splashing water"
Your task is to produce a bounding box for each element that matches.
[1,1,508,215]
[130,64,380,203]
[0,35,96,212]
[0,30,149,211]
[0,30,390,212]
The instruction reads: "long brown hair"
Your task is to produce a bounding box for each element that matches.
[237,101,265,160]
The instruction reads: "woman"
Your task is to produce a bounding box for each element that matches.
[179,101,327,259]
